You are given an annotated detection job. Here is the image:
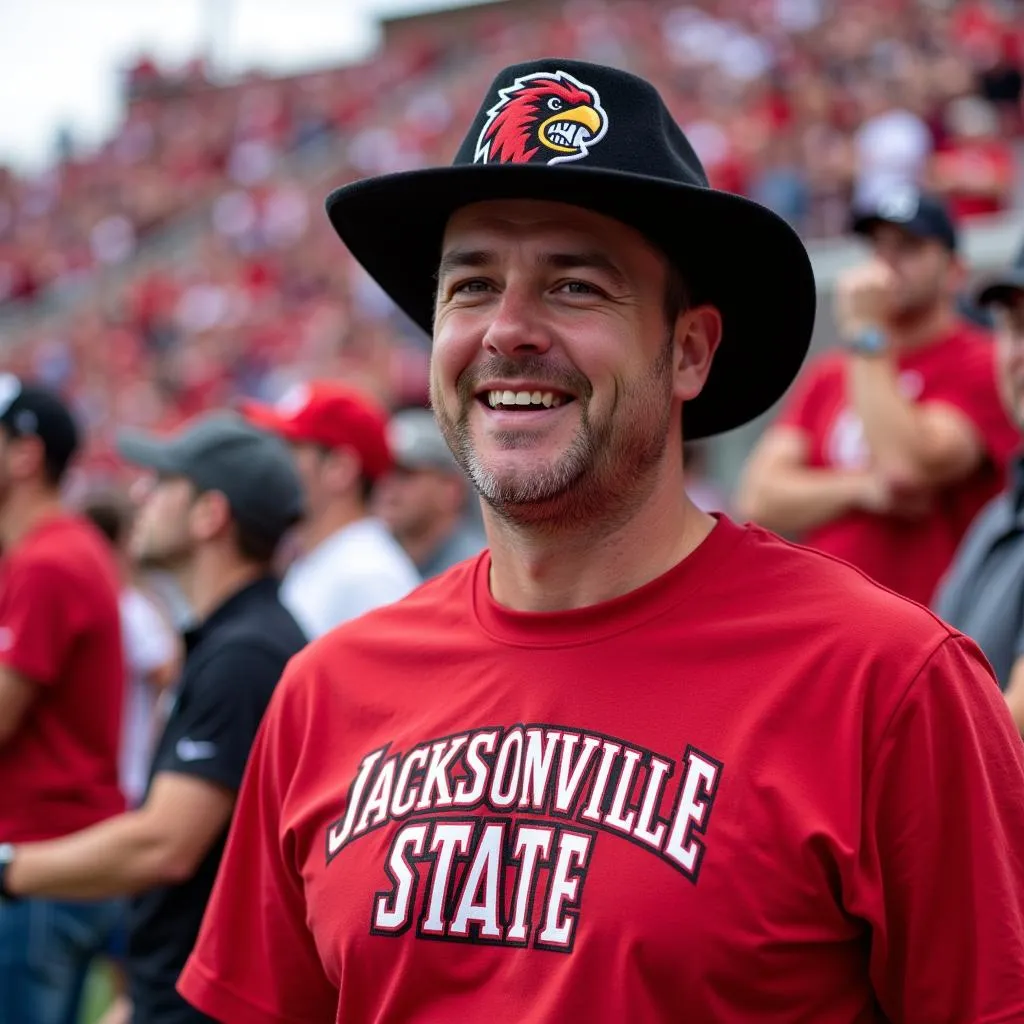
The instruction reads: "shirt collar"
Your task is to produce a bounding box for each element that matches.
[184,575,279,651]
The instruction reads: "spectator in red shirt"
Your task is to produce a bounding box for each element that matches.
[737,188,1018,605]
[0,376,125,1024]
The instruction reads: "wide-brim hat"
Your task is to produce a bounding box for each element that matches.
[325,59,816,439]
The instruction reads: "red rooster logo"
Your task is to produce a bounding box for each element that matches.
[474,70,608,166]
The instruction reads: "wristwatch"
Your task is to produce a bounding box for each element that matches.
[0,843,18,901]
[843,326,890,357]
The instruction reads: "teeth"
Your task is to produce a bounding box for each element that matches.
[486,390,565,409]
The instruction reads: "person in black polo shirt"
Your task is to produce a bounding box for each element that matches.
[0,411,307,1023]
[935,236,1024,729]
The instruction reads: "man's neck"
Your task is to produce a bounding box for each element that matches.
[178,551,266,624]
[0,488,64,550]
[484,468,715,613]
[885,303,957,352]
[299,502,367,555]
[397,513,460,571]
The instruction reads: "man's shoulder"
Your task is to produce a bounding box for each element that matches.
[292,519,419,587]
[189,603,306,682]
[739,522,957,651]
[295,553,479,660]
[1,516,119,606]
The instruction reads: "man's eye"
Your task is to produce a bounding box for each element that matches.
[560,281,597,295]
[452,280,490,294]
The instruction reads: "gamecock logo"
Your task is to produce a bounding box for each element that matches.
[474,70,608,166]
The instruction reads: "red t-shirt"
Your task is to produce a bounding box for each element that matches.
[179,517,1024,1023]
[776,325,1019,606]
[0,514,125,841]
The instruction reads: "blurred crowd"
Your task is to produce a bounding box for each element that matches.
[0,0,1021,487]
[1,1,1024,1017]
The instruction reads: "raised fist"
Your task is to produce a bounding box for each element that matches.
[834,262,897,340]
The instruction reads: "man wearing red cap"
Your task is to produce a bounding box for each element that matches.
[242,381,420,639]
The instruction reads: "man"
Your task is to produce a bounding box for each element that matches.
[736,188,1018,605]
[935,237,1024,723]
[375,406,486,578]
[242,380,420,637]
[180,60,1024,1022]
[0,376,125,1024]
[0,412,308,1024]
[82,488,181,808]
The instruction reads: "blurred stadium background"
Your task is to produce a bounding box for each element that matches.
[0,0,1018,1019]
[2,0,1022,523]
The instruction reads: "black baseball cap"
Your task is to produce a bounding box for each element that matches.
[116,411,305,546]
[0,373,80,481]
[974,235,1024,308]
[850,187,958,252]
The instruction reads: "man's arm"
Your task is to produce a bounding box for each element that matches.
[835,262,985,488]
[1006,659,1024,736]
[5,772,234,900]
[855,635,1024,1019]
[734,427,881,535]
[847,353,984,488]
[0,665,36,748]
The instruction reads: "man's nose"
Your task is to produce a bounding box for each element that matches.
[481,286,553,358]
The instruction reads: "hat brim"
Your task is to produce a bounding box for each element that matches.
[975,269,1024,308]
[326,164,816,439]
[116,430,181,475]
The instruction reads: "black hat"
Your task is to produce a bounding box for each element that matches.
[0,374,80,480]
[974,235,1024,308]
[116,412,305,547]
[850,187,958,252]
[325,58,816,440]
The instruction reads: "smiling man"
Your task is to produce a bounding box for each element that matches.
[178,60,1024,1024]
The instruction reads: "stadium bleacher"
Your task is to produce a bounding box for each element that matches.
[0,0,1020,496]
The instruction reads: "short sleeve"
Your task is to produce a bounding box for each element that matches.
[926,340,1019,467]
[177,658,337,1024]
[850,635,1024,1021]
[153,644,282,792]
[0,559,76,685]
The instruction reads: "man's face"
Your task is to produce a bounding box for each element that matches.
[994,292,1024,429]
[430,199,683,527]
[869,224,956,322]
[375,465,459,540]
[130,474,197,570]
[289,442,330,518]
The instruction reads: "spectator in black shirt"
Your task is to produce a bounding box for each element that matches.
[0,412,307,1024]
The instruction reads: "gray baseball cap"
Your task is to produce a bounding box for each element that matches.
[387,408,459,472]
[116,411,305,545]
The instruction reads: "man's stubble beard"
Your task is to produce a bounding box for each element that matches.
[431,344,674,533]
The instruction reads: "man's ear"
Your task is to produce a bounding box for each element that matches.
[672,305,723,403]
[189,490,233,543]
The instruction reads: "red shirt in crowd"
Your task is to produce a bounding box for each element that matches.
[775,323,1019,606]
[179,517,1024,1023]
[0,514,124,841]
[932,139,1015,220]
